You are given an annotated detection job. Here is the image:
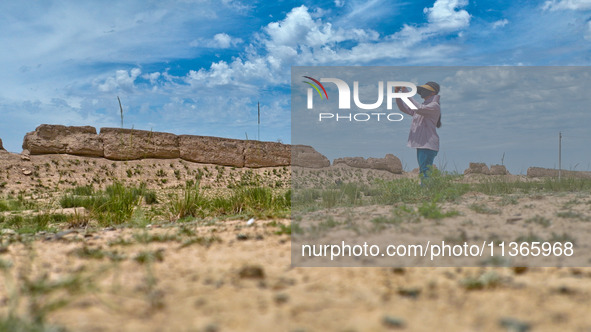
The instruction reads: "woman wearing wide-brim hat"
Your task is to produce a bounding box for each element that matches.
[395,81,441,185]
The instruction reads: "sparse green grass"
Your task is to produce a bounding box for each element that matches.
[133,231,179,244]
[169,181,204,219]
[417,200,460,219]
[515,231,576,244]
[59,182,158,225]
[143,191,158,205]
[220,186,290,218]
[69,185,94,196]
[59,194,107,210]
[66,210,90,228]
[497,195,519,206]
[525,215,551,228]
[444,229,469,244]
[169,182,290,220]
[311,216,340,231]
[0,200,23,212]
[372,205,420,226]
[0,195,39,212]
[371,215,402,226]
[294,172,591,212]
[468,203,501,215]
[178,235,221,248]
[134,250,164,264]
[549,232,576,244]
[268,221,300,235]
[375,170,470,205]
[96,182,142,225]
[0,315,67,332]
[556,210,590,221]
[107,237,134,246]
[0,214,65,234]
[461,271,502,290]
[515,232,544,243]
[275,223,293,235]
[69,246,125,261]
[321,190,339,208]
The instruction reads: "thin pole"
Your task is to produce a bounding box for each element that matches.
[118,96,124,128]
[558,132,562,181]
[258,101,260,141]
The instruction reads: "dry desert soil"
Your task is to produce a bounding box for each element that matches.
[1,151,591,332]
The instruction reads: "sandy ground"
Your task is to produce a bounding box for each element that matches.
[2,220,591,332]
[1,151,591,331]
[293,192,591,267]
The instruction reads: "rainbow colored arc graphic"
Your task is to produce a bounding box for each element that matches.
[302,76,328,100]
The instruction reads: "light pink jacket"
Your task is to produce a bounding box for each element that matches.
[396,93,440,151]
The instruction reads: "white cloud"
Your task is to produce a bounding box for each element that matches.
[143,72,161,85]
[542,0,591,11]
[97,68,142,93]
[190,33,243,48]
[184,5,384,87]
[335,0,345,7]
[369,0,470,51]
[586,20,591,40]
[492,19,509,29]
[219,0,253,13]
[424,0,471,31]
[213,33,241,48]
[185,2,470,88]
[264,5,379,48]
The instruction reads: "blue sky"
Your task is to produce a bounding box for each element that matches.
[1,0,591,173]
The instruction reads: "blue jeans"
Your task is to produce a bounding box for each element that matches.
[417,148,438,182]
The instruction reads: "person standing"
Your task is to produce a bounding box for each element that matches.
[395,82,441,184]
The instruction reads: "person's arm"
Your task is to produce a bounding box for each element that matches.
[413,100,440,118]
[395,87,416,116]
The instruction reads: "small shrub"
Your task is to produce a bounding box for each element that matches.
[143,191,158,205]
[525,215,551,228]
[549,232,576,244]
[515,232,544,243]
[461,271,502,290]
[134,250,164,264]
[418,200,460,219]
[321,190,339,208]
[469,203,501,215]
[70,185,94,196]
[169,182,203,219]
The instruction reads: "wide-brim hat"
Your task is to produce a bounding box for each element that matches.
[417,81,440,94]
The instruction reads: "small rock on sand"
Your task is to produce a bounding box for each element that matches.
[382,315,405,329]
[238,265,265,279]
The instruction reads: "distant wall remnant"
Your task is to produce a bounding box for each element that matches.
[100,128,179,160]
[292,145,330,168]
[464,162,490,175]
[489,164,509,175]
[23,124,104,157]
[527,167,591,179]
[333,154,402,174]
[179,135,245,167]
[464,163,511,176]
[21,124,331,168]
[245,141,291,168]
